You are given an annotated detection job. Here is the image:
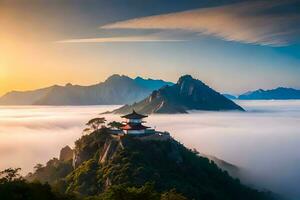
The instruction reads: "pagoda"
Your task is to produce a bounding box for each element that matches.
[120,110,150,135]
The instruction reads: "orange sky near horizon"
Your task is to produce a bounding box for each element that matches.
[0,5,117,96]
[0,2,176,96]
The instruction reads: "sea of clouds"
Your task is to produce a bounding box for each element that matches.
[0,101,300,199]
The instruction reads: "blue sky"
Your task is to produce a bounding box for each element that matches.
[1,0,300,94]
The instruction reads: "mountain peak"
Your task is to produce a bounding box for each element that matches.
[134,76,144,80]
[177,75,194,84]
[105,74,131,82]
[111,74,244,114]
[257,89,264,92]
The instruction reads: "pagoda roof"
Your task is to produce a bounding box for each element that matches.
[121,110,148,119]
[120,123,150,130]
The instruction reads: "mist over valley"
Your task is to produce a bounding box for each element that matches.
[1,101,300,199]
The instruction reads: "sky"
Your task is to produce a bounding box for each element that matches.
[1,0,300,95]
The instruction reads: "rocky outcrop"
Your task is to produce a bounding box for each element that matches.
[99,137,124,164]
[72,145,94,169]
[59,145,74,162]
[72,132,126,168]
[72,152,82,169]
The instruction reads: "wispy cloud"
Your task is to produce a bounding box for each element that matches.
[57,35,184,43]
[100,0,300,46]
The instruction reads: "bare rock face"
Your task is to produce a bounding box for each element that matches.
[72,132,124,169]
[72,152,82,169]
[99,137,124,164]
[59,145,74,162]
[72,147,92,169]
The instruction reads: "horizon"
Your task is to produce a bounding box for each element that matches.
[1,0,300,96]
[1,73,299,97]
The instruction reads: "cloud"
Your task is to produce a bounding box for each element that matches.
[1,102,300,198]
[100,0,300,46]
[57,33,185,43]
[0,105,119,175]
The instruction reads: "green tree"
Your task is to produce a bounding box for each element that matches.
[108,121,123,129]
[66,159,100,196]
[100,183,160,200]
[34,164,44,172]
[161,189,188,200]
[0,168,77,200]
[83,127,92,134]
[0,168,23,183]
[86,117,106,132]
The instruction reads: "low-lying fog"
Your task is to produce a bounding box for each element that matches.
[0,101,300,199]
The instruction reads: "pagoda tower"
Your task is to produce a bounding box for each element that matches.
[120,110,150,135]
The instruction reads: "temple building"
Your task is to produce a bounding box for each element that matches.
[120,110,153,135]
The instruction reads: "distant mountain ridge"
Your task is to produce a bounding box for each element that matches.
[134,76,173,91]
[238,87,300,100]
[3,75,297,105]
[0,75,173,105]
[111,75,244,114]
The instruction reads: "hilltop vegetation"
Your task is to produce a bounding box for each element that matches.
[23,122,278,200]
[1,168,186,200]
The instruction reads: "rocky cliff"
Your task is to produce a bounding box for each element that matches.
[59,146,74,162]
